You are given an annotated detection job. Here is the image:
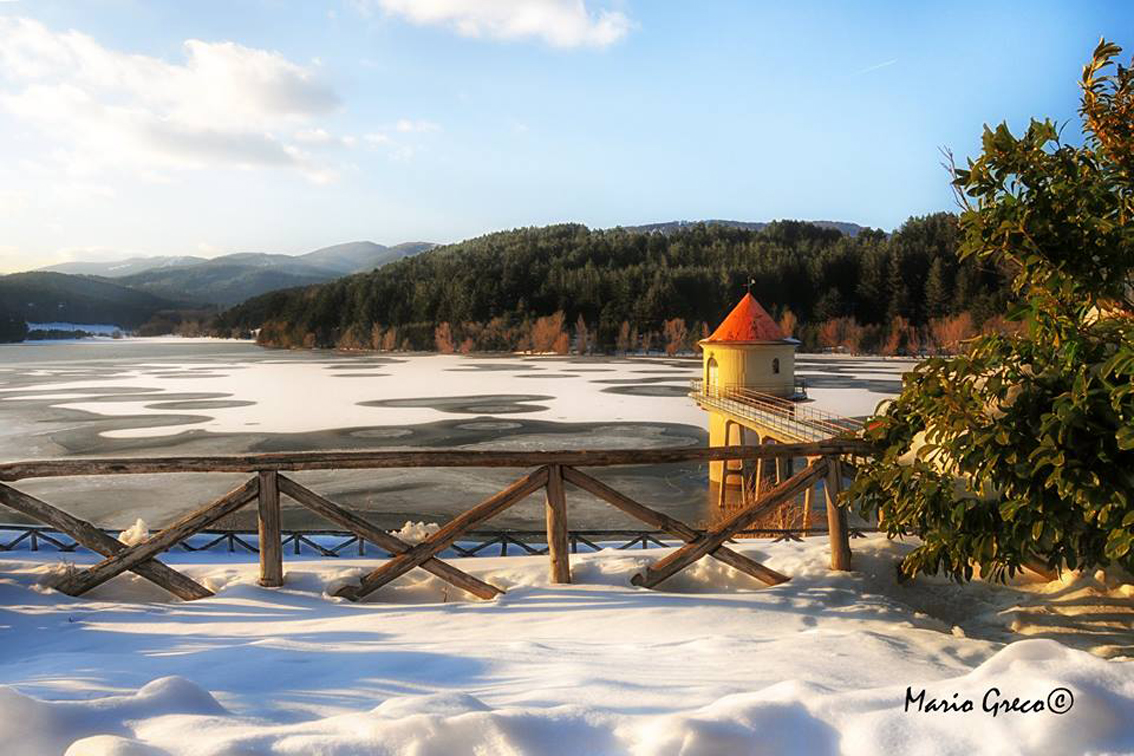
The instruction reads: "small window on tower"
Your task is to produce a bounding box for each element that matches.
[772,357,780,374]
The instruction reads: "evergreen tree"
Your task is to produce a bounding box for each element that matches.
[0,308,26,343]
[854,246,890,325]
[885,248,910,323]
[924,257,950,319]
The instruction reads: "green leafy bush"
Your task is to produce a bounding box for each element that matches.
[850,40,1134,581]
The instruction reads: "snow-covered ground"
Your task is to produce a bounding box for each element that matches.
[1,536,1131,755]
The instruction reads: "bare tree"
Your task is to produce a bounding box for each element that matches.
[616,321,632,353]
[777,309,797,338]
[434,322,455,353]
[531,311,567,352]
[381,327,398,351]
[929,312,975,354]
[662,318,688,355]
[818,317,864,353]
[575,314,589,355]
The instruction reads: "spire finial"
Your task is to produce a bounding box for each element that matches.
[745,277,755,295]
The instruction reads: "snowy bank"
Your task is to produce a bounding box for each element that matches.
[1,535,1131,754]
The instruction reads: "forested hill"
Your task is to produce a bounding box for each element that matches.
[213,214,1011,354]
[0,272,186,330]
[618,219,869,237]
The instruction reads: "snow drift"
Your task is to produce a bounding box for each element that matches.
[0,535,1130,755]
[2,642,1130,756]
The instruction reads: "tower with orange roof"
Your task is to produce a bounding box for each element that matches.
[697,293,800,482]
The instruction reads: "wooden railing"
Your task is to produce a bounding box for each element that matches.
[0,440,872,602]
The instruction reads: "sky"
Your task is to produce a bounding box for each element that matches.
[0,0,1130,273]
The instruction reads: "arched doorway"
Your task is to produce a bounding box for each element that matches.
[706,356,719,394]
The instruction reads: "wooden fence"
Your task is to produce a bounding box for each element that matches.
[0,439,871,602]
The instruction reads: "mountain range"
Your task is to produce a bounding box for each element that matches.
[36,241,435,306]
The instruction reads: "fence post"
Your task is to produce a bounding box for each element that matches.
[257,470,284,587]
[545,464,571,584]
[824,457,852,570]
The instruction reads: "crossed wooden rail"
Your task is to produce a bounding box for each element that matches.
[0,440,870,602]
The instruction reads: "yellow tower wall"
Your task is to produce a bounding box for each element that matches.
[702,341,797,483]
[702,343,796,397]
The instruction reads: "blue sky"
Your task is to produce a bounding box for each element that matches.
[0,0,1130,271]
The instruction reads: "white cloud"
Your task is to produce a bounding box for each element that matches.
[0,246,22,275]
[56,245,142,263]
[852,58,898,77]
[395,118,440,133]
[360,121,439,162]
[388,145,417,162]
[394,118,437,133]
[0,17,342,182]
[294,128,333,143]
[0,188,29,217]
[367,0,632,48]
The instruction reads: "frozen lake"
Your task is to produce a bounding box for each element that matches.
[0,339,911,529]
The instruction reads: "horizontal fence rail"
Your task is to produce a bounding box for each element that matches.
[0,441,870,481]
[0,440,872,602]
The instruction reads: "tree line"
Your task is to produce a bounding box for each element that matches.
[0,307,28,343]
[212,213,1014,354]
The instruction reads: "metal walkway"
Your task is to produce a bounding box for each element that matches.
[690,379,863,442]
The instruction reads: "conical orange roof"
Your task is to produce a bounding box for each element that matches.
[702,293,787,343]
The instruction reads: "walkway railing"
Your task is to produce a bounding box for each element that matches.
[690,379,863,442]
[0,441,871,602]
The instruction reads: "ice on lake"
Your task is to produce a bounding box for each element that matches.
[0,339,912,529]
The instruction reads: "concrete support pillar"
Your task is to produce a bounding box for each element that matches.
[754,435,766,499]
[802,456,815,532]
